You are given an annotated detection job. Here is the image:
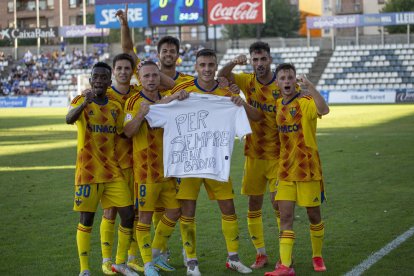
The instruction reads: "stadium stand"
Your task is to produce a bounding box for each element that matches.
[317,43,414,91]
[0,49,109,97]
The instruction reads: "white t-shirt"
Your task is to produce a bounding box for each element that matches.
[145,93,252,181]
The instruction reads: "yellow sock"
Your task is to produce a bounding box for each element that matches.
[279,230,295,267]
[152,207,166,251]
[180,216,197,259]
[115,225,133,264]
[247,210,265,250]
[136,222,152,264]
[222,214,239,253]
[275,209,281,231]
[100,216,115,260]
[152,215,176,251]
[128,215,139,258]
[152,207,165,230]
[77,223,92,272]
[310,221,325,257]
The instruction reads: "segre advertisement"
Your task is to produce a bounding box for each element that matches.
[95,3,148,28]
[207,0,266,25]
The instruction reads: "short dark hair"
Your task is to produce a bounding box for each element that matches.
[112,53,135,70]
[139,60,159,71]
[157,36,180,54]
[92,62,112,75]
[275,63,296,77]
[249,41,271,55]
[196,48,216,60]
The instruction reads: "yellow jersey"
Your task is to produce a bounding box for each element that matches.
[234,72,281,160]
[70,95,125,185]
[276,94,322,181]
[124,91,168,184]
[171,78,233,97]
[107,84,141,169]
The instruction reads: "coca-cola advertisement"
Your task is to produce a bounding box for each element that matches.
[207,0,266,25]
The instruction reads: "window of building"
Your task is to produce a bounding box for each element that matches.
[47,0,54,9]
[7,1,13,12]
[69,0,95,8]
[69,15,82,25]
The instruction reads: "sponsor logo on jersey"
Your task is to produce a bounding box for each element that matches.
[249,99,276,112]
[278,124,300,133]
[87,124,117,133]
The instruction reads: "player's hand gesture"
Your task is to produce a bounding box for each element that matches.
[217,77,229,88]
[176,90,189,101]
[232,55,248,65]
[115,4,128,26]
[297,74,314,96]
[229,83,240,94]
[138,102,150,117]
[84,89,95,105]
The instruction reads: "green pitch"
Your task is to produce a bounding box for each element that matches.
[1,105,414,275]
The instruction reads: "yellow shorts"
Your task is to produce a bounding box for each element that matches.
[122,167,134,202]
[176,177,234,200]
[275,180,322,207]
[73,181,133,212]
[241,157,278,195]
[135,179,180,211]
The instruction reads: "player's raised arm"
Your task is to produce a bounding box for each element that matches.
[65,90,94,124]
[217,54,248,84]
[298,74,330,116]
[159,71,175,89]
[116,4,138,65]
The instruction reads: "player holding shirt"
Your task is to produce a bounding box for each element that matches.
[123,61,188,276]
[172,49,262,276]
[218,41,295,268]
[66,62,137,276]
[265,63,329,276]
[117,6,193,232]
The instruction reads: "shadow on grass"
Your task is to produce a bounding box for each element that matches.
[0,116,68,130]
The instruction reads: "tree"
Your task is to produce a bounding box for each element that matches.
[381,0,414,33]
[223,0,300,39]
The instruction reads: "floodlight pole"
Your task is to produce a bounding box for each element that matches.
[356,27,359,46]
[59,0,63,42]
[83,0,87,55]
[13,0,17,60]
[36,0,40,55]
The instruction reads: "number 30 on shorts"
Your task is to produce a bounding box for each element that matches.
[139,184,146,197]
[76,185,91,197]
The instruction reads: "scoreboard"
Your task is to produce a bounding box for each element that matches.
[150,0,205,26]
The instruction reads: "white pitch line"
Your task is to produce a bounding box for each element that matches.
[344,226,414,276]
